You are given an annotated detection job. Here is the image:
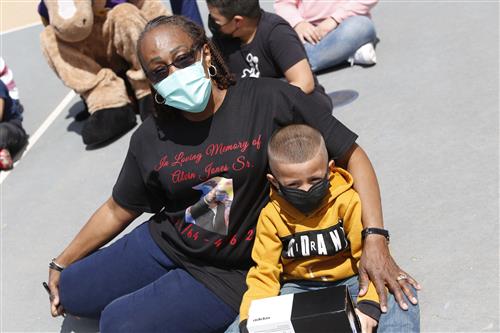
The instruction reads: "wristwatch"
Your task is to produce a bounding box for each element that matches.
[361,228,390,242]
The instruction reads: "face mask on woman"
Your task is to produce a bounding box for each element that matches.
[153,60,212,113]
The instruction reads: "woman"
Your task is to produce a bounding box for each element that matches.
[275,0,379,72]
[47,15,419,332]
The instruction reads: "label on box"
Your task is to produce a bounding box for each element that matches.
[247,293,295,333]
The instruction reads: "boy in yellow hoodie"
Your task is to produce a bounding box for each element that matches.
[234,124,419,333]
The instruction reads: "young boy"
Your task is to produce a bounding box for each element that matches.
[206,0,331,108]
[238,124,381,332]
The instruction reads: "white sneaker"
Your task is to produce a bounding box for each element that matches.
[348,43,377,66]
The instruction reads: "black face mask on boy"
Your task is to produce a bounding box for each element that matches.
[208,14,235,40]
[277,176,330,215]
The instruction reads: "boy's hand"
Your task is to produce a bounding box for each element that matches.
[355,309,378,333]
[358,236,421,312]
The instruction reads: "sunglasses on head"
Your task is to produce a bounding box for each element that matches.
[148,46,201,83]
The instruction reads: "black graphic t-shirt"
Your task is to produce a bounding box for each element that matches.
[212,11,305,79]
[112,78,357,310]
[212,11,328,104]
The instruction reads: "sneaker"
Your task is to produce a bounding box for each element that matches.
[0,148,13,170]
[348,42,377,66]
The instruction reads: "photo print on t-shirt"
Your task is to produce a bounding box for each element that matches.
[185,177,233,235]
[241,53,260,78]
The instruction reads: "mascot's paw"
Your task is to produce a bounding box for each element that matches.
[82,105,137,146]
[137,94,154,121]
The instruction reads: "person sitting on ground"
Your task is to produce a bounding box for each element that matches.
[206,0,331,107]
[227,124,420,333]
[0,57,28,171]
[275,0,379,72]
[46,15,419,332]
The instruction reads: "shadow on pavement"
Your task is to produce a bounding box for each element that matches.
[66,100,87,136]
[328,90,359,110]
[60,315,99,333]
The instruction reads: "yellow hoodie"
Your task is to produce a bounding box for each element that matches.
[240,167,380,321]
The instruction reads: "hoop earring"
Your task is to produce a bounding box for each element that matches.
[154,92,165,104]
[208,65,217,77]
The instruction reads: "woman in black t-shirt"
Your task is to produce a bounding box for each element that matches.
[46,15,419,332]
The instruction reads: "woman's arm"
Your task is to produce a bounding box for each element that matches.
[337,144,420,312]
[48,196,140,316]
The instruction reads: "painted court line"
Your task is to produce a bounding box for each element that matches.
[0,90,76,184]
[0,22,41,36]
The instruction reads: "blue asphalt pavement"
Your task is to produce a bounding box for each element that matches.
[0,1,498,332]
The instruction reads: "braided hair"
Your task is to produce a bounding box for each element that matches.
[137,15,235,91]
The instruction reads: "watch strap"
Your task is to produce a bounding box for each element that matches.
[361,228,390,242]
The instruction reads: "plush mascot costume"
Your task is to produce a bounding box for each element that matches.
[39,0,170,146]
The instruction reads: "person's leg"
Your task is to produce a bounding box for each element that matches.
[224,315,241,333]
[304,16,377,72]
[376,286,420,332]
[334,276,420,333]
[59,221,175,318]
[0,120,27,155]
[281,276,419,332]
[100,268,237,333]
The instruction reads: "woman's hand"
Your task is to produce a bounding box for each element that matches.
[48,269,65,317]
[355,308,378,333]
[315,17,338,39]
[294,21,321,45]
[358,236,421,312]
[44,197,139,318]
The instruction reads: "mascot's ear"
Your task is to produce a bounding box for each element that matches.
[44,0,94,43]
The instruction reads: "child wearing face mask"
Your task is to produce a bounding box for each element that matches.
[234,124,382,333]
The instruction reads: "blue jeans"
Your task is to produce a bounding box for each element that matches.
[305,15,377,72]
[59,222,236,333]
[225,276,420,333]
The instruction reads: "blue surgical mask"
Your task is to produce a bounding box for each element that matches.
[153,60,212,113]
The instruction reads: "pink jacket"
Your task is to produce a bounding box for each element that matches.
[274,0,377,27]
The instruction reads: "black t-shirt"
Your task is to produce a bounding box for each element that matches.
[212,11,306,79]
[212,11,330,106]
[112,78,357,310]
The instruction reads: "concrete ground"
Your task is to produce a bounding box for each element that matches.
[1,1,498,332]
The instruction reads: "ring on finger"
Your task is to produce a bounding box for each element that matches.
[396,273,408,281]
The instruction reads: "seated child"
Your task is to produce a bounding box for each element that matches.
[0,58,27,171]
[207,0,332,108]
[234,124,419,333]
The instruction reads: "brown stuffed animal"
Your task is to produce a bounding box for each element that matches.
[39,0,170,146]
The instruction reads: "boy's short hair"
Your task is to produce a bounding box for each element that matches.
[268,124,327,170]
[206,0,261,19]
